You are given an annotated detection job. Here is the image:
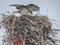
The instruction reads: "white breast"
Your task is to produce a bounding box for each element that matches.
[19,8,31,15]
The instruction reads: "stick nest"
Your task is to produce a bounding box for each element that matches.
[0,14,54,45]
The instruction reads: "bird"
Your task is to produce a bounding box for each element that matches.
[10,4,40,15]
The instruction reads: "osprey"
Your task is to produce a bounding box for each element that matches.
[10,4,40,15]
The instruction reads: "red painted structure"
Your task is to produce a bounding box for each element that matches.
[14,37,25,45]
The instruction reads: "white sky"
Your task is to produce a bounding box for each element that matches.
[0,0,60,45]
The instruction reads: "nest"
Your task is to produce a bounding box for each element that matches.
[0,14,57,45]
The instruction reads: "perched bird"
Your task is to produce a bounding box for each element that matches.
[10,4,40,15]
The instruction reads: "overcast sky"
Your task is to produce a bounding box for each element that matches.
[0,0,60,45]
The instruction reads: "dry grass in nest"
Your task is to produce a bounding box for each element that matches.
[0,14,57,45]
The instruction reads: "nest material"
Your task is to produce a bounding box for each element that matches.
[0,14,57,45]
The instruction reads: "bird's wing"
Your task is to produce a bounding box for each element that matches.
[27,4,40,12]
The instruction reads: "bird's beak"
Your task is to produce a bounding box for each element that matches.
[9,4,20,7]
[9,5,17,6]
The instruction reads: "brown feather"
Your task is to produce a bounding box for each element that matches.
[27,4,40,12]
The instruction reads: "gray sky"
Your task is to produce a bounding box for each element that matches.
[0,0,60,45]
